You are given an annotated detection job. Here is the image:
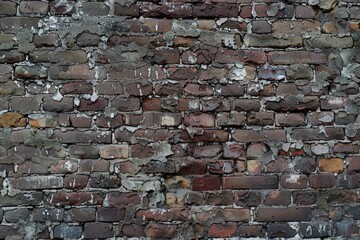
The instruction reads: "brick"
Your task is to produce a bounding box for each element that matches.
[293,157,316,173]
[48,192,103,206]
[319,158,344,173]
[299,222,331,238]
[34,34,60,47]
[273,20,320,35]
[96,207,125,222]
[333,143,358,154]
[192,144,221,158]
[247,112,274,126]
[266,96,319,112]
[307,111,334,125]
[267,224,297,238]
[104,192,141,207]
[78,98,108,112]
[201,97,230,112]
[233,99,261,111]
[268,51,327,65]
[15,65,48,79]
[64,175,89,189]
[184,113,215,127]
[184,83,213,96]
[217,112,246,127]
[52,130,111,143]
[178,160,207,175]
[33,208,64,222]
[252,20,272,33]
[255,207,311,221]
[192,175,221,191]
[215,50,266,65]
[145,223,176,238]
[69,145,99,159]
[239,226,264,238]
[153,49,180,64]
[0,112,25,127]
[20,1,49,15]
[111,97,140,111]
[30,50,87,64]
[114,3,139,17]
[122,224,145,237]
[264,190,291,206]
[0,192,43,207]
[234,191,260,207]
[286,64,313,80]
[280,174,308,189]
[9,176,63,190]
[293,191,317,205]
[84,223,114,239]
[51,160,77,173]
[100,145,128,159]
[275,113,305,126]
[244,34,302,48]
[0,50,25,63]
[347,156,360,174]
[143,3,192,18]
[232,129,286,142]
[54,225,82,239]
[321,96,348,110]
[82,2,109,15]
[0,225,19,239]
[309,174,336,188]
[49,65,103,80]
[194,3,238,17]
[209,223,237,238]
[215,83,245,96]
[79,160,110,172]
[43,96,74,112]
[4,208,31,222]
[208,160,234,174]
[29,113,57,128]
[89,174,121,188]
[0,1,17,15]
[136,208,189,221]
[76,31,100,47]
[206,191,234,205]
[291,128,344,141]
[0,17,39,32]
[223,175,277,189]
[306,36,353,49]
[66,208,96,222]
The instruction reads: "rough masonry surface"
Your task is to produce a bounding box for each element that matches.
[0,0,359,239]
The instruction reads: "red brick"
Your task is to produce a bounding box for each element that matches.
[223,175,278,189]
[209,223,237,238]
[280,174,308,189]
[347,157,360,174]
[48,192,103,206]
[145,223,176,238]
[136,208,189,221]
[192,175,221,191]
[104,192,141,207]
[215,49,266,65]
[255,207,312,222]
[194,3,238,18]
[264,190,291,206]
[309,174,336,188]
[114,3,139,17]
[184,113,215,127]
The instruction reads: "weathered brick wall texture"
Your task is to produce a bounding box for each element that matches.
[0,0,359,238]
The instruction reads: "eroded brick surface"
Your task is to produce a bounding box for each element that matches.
[0,0,359,239]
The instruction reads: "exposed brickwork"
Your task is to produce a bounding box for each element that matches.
[0,0,359,239]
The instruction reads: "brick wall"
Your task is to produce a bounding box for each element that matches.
[0,0,359,238]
